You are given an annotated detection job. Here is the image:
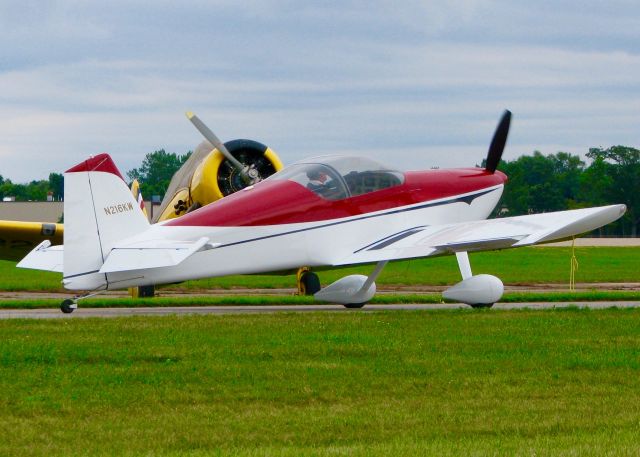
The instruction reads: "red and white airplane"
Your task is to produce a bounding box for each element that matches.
[18,111,626,313]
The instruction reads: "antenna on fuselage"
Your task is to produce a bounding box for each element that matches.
[484,110,511,174]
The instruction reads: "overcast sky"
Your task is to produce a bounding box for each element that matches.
[0,1,638,182]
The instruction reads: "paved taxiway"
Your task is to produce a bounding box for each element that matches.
[1,302,640,319]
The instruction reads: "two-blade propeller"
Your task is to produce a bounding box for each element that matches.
[186,112,260,185]
[484,110,511,174]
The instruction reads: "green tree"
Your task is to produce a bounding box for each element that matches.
[497,151,585,216]
[586,146,640,236]
[550,152,585,209]
[24,180,49,201]
[0,176,61,201]
[579,156,613,207]
[127,150,191,198]
[0,179,9,200]
[0,180,27,201]
[48,173,64,200]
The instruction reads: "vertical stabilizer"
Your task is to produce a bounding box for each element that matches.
[63,153,150,290]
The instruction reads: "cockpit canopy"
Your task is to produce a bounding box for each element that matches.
[267,155,404,200]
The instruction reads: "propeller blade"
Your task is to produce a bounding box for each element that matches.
[186,112,247,175]
[485,110,511,174]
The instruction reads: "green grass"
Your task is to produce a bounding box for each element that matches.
[0,259,63,291]
[1,290,640,310]
[2,246,640,292]
[1,309,640,455]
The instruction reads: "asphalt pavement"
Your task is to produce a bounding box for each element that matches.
[1,301,639,319]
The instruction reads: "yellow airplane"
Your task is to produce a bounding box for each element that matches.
[155,135,282,222]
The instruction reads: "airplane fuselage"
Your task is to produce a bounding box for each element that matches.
[64,167,506,291]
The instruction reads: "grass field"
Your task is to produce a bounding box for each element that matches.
[1,246,639,293]
[1,309,640,456]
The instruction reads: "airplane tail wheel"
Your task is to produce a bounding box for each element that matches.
[343,302,366,309]
[300,271,321,296]
[60,299,77,314]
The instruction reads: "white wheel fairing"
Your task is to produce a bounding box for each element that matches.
[443,274,504,305]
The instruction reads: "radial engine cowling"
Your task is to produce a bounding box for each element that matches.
[155,139,283,222]
[442,274,504,307]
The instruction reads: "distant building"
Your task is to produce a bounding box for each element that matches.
[0,202,63,222]
[0,201,153,223]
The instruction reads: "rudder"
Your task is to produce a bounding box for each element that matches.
[63,153,150,290]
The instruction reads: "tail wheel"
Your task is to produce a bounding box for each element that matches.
[60,299,77,314]
[343,302,366,309]
[299,271,321,296]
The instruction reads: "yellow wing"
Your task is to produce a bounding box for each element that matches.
[0,220,63,261]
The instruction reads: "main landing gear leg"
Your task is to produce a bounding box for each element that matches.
[60,290,105,314]
[343,260,388,308]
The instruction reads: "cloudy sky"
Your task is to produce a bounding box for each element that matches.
[0,1,638,182]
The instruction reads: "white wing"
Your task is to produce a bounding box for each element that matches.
[337,204,626,265]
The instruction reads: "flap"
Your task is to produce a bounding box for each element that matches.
[433,236,525,252]
[99,237,217,273]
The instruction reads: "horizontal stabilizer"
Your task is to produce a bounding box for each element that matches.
[17,240,64,273]
[99,237,218,273]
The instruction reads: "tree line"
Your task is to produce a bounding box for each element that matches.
[0,173,64,202]
[0,150,190,204]
[1,146,638,236]
[494,146,639,237]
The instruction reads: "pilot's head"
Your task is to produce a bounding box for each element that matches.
[307,169,328,182]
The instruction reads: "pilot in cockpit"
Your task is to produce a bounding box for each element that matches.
[306,169,330,193]
[305,166,347,199]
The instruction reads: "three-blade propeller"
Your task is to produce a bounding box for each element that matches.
[484,110,511,174]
